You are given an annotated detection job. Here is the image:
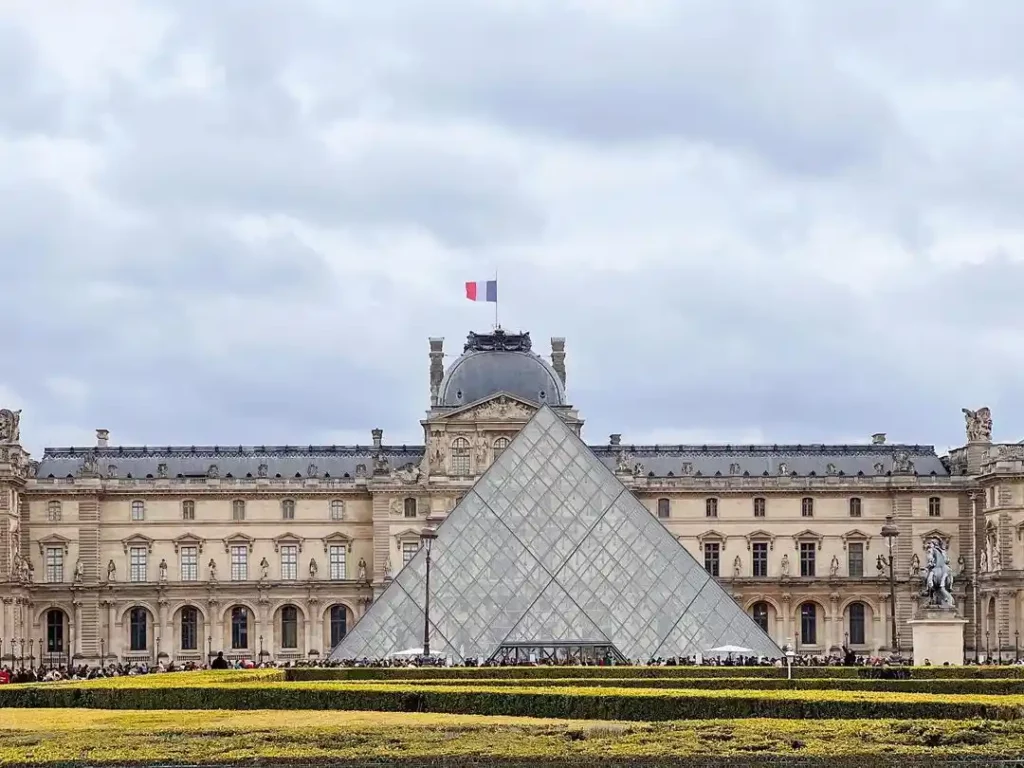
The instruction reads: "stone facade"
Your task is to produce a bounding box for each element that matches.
[0,335,1019,664]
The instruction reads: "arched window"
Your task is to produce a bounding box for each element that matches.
[493,437,510,457]
[232,499,246,521]
[180,606,198,651]
[330,605,348,647]
[657,498,670,519]
[801,497,814,517]
[706,498,718,518]
[848,602,866,645]
[751,602,769,633]
[129,607,148,652]
[131,500,145,521]
[281,606,299,649]
[799,602,817,646]
[46,609,65,654]
[231,607,249,650]
[404,497,417,518]
[451,438,471,475]
[329,500,344,521]
[47,500,62,522]
[849,498,862,517]
[281,499,295,520]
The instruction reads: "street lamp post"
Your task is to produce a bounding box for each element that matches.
[1016,630,1020,663]
[100,638,105,668]
[986,631,991,663]
[28,639,34,669]
[880,516,900,655]
[19,639,24,670]
[420,524,438,658]
[207,635,212,662]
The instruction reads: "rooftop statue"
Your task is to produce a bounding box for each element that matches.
[962,406,993,442]
[921,538,955,610]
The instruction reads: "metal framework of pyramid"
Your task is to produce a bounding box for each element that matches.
[331,406,782,662]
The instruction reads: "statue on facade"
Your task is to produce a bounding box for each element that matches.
[307,462,318,478]
[474,438,488,469]
[778,462,787,476]
[19,557,32,584]
[158,558,168,583]
[992,547,1002,571]
[829,555,840,578]
[107,464,118,478]
[0,409,21,443]
[780,554,790,577]
[308,558,318,579]
[207,464,219,479]
[963,407,993,442]
[733,555,741,578]
[372,454,389,475]
[157,463,168,479]
[257,462,268,478]
[909,553,920,579]
[632,461,644,477]
[259,557,270,581]
[77,454,99,477]
[208,559,218,581]
[921,538,955,609]
[615,449,630,473]
[876,554,885,577]
[73,559,84,584]
[891,451,914,474]
[383,556,392,580]
[357,558,367,581]
[874,462,885,474]
[395,463,421,484]
[980,549,989,573]
[106,559,116,582]
[957,553,967,577]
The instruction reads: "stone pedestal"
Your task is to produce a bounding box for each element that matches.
[908,609,968,666]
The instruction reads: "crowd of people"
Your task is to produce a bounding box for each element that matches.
[1,647,1020,683]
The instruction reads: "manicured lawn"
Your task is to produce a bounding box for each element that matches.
[1,709,1024,764]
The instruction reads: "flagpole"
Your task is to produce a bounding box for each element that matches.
[494,269,499,330]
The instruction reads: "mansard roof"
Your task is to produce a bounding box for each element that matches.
[34,440,950,480]
[589,443,950,478]
[35,445,425,480]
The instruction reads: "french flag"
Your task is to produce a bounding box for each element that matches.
[465,280,497,302]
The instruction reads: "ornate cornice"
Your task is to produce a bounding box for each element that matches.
[323,532,353,552]
[840,529,872,550]
[272,533,303,553]
[792,529,824,549]
[744,530,776,550]
[121,534,154,554]
[223,533,254,553]
[37,534,71,555]
[172,533,204,554]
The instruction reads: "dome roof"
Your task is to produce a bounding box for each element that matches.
[439,330,566,408]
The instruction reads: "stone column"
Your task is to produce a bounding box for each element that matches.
[206,598,220,659]
[106,600,118,660]
[2,597,11,643]
[156,598,168,662]
[71,598,82,658]
[780,593,792,648]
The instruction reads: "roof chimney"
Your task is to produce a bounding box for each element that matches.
[429,338,445,406]
[550,337,566,386]
[371,428,383,450]
[96,429,109,448]
[609,434,621,446]
[872,433,886,445]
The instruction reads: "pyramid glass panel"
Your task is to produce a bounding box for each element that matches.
[330,405,782,662]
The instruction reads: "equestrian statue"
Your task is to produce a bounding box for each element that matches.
[921,538,955,610]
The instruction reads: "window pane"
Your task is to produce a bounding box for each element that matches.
[46,547,64,583]
[404,498,417,518]
[131,500,145,521]
[849,498,861,517]
[180,607,198,650]
[130,608,148,651]
[657,498,670,519]
[329,545,346,580]
[799,542,815,577]
[231,607,248,649]
[130,547,147,582]
[849,602,866,645]
[752,602,769,632]
[182,500,195,520]
[330,500,344,520]
[706,498,718,518]
[282,500,295,520]
[752,542,768,577]
[281,545,297,580]
[281,606,298,649]
[753,497,766,517]
[232,500,245,521]
[330,605,348,646]
[800,603,817,645]
[703,542,720,576]
[451,438,470,475]
[180,546,198,581]
[848,543,864,578]
[402,541,418,565]
[801,498,813,517]
[47,501,62,522]
[230,546,248,581]
[46,610,65,653]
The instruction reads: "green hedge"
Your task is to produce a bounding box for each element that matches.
[284,665,1024,682]
[2,684,1023,721]
[337,676,1024,695]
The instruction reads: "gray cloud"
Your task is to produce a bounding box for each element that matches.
[2,1,1024,457]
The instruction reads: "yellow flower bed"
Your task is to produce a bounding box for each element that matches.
[0,710,1023,763]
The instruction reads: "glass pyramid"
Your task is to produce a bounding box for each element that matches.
[331,405,782,662]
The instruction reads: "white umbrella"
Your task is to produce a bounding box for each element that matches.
[705,645,753,654]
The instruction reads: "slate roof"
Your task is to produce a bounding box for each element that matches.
[438,330,566,408]
[34,442,950,479]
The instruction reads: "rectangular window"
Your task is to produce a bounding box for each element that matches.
[330,500,344,520]
[230,545,248,581]
[281,499,295,520]
[180,546,198,581]
[131,500,145,521]
[402,541,419,566]
[705,498,718,518]
[848,542,864,578]
[753,497,766,518]
[929,497,941,517]
[232,500,246,521]
[752,542,768,577]
[849,498,862,517]
[182,500,195,521]
[657,498,670,519]
[329,545,346,580]
[47,501,62,522]
[45,547,63,583]
[280,545,298,580]
[129,546,147,582]
[799,542,816,577]
[703,542,720,577]
[801,497,814,517]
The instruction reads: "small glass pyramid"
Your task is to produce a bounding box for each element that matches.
[331,405,782,662]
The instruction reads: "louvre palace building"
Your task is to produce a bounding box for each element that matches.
[0,328,1020,665]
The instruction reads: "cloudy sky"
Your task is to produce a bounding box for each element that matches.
[2,0,1023,456]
